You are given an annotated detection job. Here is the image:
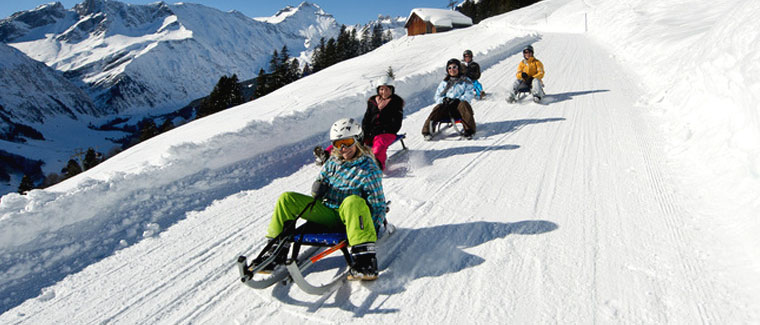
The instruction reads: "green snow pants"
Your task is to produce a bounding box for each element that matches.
[266,192,377,246]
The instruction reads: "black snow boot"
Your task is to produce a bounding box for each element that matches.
[313,146,329,166]
[251,240,290,274]
[348,243,378,281]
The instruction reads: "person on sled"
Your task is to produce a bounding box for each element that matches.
[255,118,386,281]
[461,50,485,99]
[314,76,404,171]
[360,76,404,170]
[421,58,477,140]
[507,45,545,103]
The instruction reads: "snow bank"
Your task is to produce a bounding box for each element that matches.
[578,0,760,259]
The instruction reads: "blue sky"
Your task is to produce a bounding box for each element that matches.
[0,1,452,25]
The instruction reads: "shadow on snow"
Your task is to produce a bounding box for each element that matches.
[272,220,558,316]
[543,89,610,104]
[477,117,566,137]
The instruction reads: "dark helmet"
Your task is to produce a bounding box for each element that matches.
[463,49,473,57]
[446,58,461,70]
[523,45,534,53]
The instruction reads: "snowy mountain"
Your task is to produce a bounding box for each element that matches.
[0,0,758,323]
[1,0,341,115]
[0,42,95,127]
[349,15,407,42]
[0,0,397,194]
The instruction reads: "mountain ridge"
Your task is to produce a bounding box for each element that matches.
[0,0,405,194]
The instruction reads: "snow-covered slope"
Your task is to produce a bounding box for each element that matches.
[0,0,758,322]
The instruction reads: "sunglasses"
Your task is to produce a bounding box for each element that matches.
[332,137,356,149]
[447,65,459,70]
[523,50,533,54]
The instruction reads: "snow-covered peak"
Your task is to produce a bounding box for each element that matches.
[257,1,327,25]
[0,2,73,42]
[254,1,338,47]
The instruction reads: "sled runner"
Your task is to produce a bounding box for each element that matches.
[427,115,466,140]
[237,197,395,295]
[508,83,541,103]
[387,133,408,160]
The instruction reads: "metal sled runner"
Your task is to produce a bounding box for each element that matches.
[387,133,408,160]
[237,218,395,295]
[237,222,353,295]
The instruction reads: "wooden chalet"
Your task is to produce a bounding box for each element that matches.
[404,8,473,36]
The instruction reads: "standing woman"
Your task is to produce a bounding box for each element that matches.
[256,118,386,281]
[362,76,404,170]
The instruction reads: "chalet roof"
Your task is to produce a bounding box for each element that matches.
[404,8,473,28]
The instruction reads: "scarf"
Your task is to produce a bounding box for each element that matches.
[442,75,463,96]
[375,96,391,110]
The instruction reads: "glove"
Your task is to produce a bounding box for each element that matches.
[311,180,329,200]
[521,72,530,80]
[442,97,451,105]
[313,146,329,166]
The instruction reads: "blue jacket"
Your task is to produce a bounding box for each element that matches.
[434,77,475,104]
[317,154,386,231]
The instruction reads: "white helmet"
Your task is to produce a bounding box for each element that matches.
[330,118,363,141]
[376,75,394,88]
[376,75,395,95]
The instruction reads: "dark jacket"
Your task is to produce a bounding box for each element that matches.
[462,61,481,81]
[362,94,404,144]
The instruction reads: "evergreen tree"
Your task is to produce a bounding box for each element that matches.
[268,49,281,89]
[326,38,338,67]
[347,29,360,58]
[83,147,100,170]
[43,172,61,187]
[197,74,243,117]
[277,46,291,87]
[138,118,159,141]
[253,68,269,98]
[63,159,82,179]
[18,174,34,194]
[360,28,371,54]
[457,0,540,24]
[159,119,174,133]
[301,63,312,78]
[386,66,396,79]
[287,59,301,84]
[312,37,327,72]
[225,74,244,107]
[279,46,290,68]
[336,25,350,61]
[371,24,384,50]
[383,30,393,44]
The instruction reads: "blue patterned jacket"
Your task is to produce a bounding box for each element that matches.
[434,76,475,104]
[317,154,386,231]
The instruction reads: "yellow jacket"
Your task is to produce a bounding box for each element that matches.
[516,57,544,80]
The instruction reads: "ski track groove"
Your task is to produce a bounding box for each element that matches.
[632,108,718,324]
